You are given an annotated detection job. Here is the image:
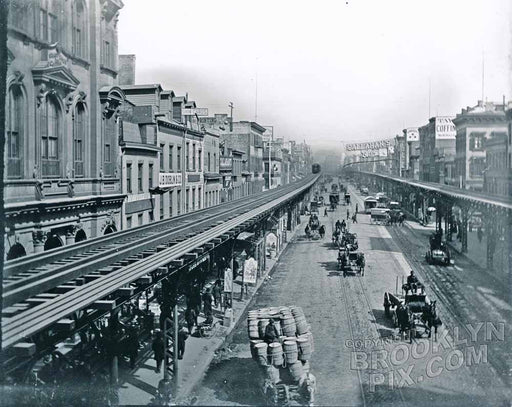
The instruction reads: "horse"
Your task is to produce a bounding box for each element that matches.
[396,304,414,343]
[421,301,442,340]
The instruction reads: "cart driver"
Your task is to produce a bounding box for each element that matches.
[407,270,419,291]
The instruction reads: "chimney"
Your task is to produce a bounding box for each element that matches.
[477,100,483,107]
[118,54,136,86]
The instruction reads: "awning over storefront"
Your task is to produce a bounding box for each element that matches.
[237,232,255,241]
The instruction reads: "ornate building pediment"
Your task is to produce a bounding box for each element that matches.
[32,63,80,95]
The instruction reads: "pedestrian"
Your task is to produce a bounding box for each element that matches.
[319,225,325,239]
[305,225,310,239]
[264,319,280,344]
[477,227,483,243]
[125,324,139,369]
[352,213,357,223]
[347,209,350,220]
[185,306,196,335]
[212,279,222,309]
[202,288,214,324]
[178,327,189,359]
[355,203,359,213]
[324,207,328,217]
[151,329,164,373]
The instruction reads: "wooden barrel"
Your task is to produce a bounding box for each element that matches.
[250,339,264,360]
[280,315,297,337]
[290,306,304,317]
[264,365,280,384]
[297,337,312,361]
[255,343,268,366]
[294,314,309,335]
[248,320,259,339]
[288,362,304,382]
[268,342,284,367]
[283,340,298,364]
[258,319,269,338]
[302,360,310,374]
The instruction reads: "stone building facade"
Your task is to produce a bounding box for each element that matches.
[453,101,506,190]
[5,0,126,259]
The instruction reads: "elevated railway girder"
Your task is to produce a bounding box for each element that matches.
[347,170,512,274]
[2,175,318,370]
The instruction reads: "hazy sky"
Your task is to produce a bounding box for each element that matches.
[118,0,511,148]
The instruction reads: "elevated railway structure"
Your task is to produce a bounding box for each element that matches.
[347,170,512,273]
[2,175,318,376]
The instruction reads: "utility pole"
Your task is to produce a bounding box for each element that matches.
[229,102,234,132]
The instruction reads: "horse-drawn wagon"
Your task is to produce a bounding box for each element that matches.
[383,276,442,341]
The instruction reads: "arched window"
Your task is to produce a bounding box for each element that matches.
[72,0,87,58]
[6,86,24,178]
[41,95,61,177]
[74,102,86,177]
[7,243,27,260]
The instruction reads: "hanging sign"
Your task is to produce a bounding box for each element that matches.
[224,268,233,292]
[243,257,258,285]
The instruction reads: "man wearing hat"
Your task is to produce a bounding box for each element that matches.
[151,329,164,373]
[264,319,280,344]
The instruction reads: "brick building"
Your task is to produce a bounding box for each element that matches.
[453,101,506,190]
[419,116,456,184]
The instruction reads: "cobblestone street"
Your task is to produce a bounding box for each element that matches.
[187,184,512,406]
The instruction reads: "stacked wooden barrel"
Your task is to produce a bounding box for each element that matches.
[247,305,314,384]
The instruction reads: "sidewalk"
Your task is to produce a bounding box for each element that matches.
[117,221,304,405]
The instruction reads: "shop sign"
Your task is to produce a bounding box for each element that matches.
[188,254,209,272]
[224,268,233,292]
[159,172,182,188]
[182,108,208,116]
[435,117,456,139]
[346,139,393,152]
[243,257,258,285]
[406,128,419,142]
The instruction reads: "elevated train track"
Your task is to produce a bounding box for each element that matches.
[2,175,319,351]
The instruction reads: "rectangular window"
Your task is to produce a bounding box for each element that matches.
[198,187,201,209]
[169,190,173,217]
[126,216,132,229]
[138,213,143,226]
[126,163,132,193]
[40,8,48,41]
[149,163,153,188]
[169,145,173,171]
[186,142,190,171]
[177,146,182,170]
[192,144,196,171]
[49,13,58,43]
[103,40,111,67]
[198,149,202,171]
[160,194,164,219]
[177,190,181,215]
[149,211,154,222]
[138,163,143,192]
[214,153,217,171]
[186,188,190,212]
[160,144,165,170]
[208,153,211,172]
[192,188,195,210]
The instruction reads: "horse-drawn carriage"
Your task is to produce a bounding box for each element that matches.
[425,231,452,266]
[306,214,322,240]
[383,276,442,341]
[337,248,365,276]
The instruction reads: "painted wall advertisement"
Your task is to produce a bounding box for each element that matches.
[435,117,456,139]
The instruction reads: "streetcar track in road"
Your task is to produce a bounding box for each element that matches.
[389,222,512,387]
